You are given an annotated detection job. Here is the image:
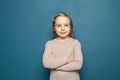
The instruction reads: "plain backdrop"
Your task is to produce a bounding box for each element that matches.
[0,0,120,80]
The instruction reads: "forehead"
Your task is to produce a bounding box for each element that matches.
[55,16,70,23]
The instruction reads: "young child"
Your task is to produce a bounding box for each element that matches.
[42,12,83,80]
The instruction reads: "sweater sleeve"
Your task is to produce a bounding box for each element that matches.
[42,41,68,69]
[56,40,83,71]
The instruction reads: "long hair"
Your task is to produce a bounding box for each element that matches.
[52,12,75,39]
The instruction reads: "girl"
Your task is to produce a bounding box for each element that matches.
[42,12,83,80]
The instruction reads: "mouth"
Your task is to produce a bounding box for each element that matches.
[60,32,67,34]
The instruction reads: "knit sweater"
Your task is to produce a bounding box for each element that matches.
[43,37,83,80]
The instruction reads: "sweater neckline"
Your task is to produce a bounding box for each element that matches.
[54,37,72,44]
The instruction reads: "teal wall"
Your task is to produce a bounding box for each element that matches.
[0,0,120,80]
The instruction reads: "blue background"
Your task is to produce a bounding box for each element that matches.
[0,0,120,80]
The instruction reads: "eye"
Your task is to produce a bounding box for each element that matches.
[56,24,61,27]
[65,24,68,26]
[65,24,69,27]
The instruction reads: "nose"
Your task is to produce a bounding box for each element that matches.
[61,26,65,30]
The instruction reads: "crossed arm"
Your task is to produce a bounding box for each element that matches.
[42,40,83,71]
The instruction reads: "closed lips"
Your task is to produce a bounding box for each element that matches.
[60,32,66,34]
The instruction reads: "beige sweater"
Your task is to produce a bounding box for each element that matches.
[43,37,83,80]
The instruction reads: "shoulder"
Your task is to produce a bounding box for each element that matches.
[45,39,53,47]
[66,37,81,46]
[73,38,82,47]
[45,38,57,46]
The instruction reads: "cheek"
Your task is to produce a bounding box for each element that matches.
[54,27,60,32]
[66,27,71,32]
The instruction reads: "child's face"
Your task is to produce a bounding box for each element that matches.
[54,16,71,39]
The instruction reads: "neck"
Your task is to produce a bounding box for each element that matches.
[57,36,70,42]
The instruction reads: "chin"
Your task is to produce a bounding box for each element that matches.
[57,32,70,38]
[59,35,69,39]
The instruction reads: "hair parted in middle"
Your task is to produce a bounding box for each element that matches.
[52,12,75,39]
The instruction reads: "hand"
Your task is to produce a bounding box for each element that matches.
[48,53,54,58]
[67,56,75,63]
